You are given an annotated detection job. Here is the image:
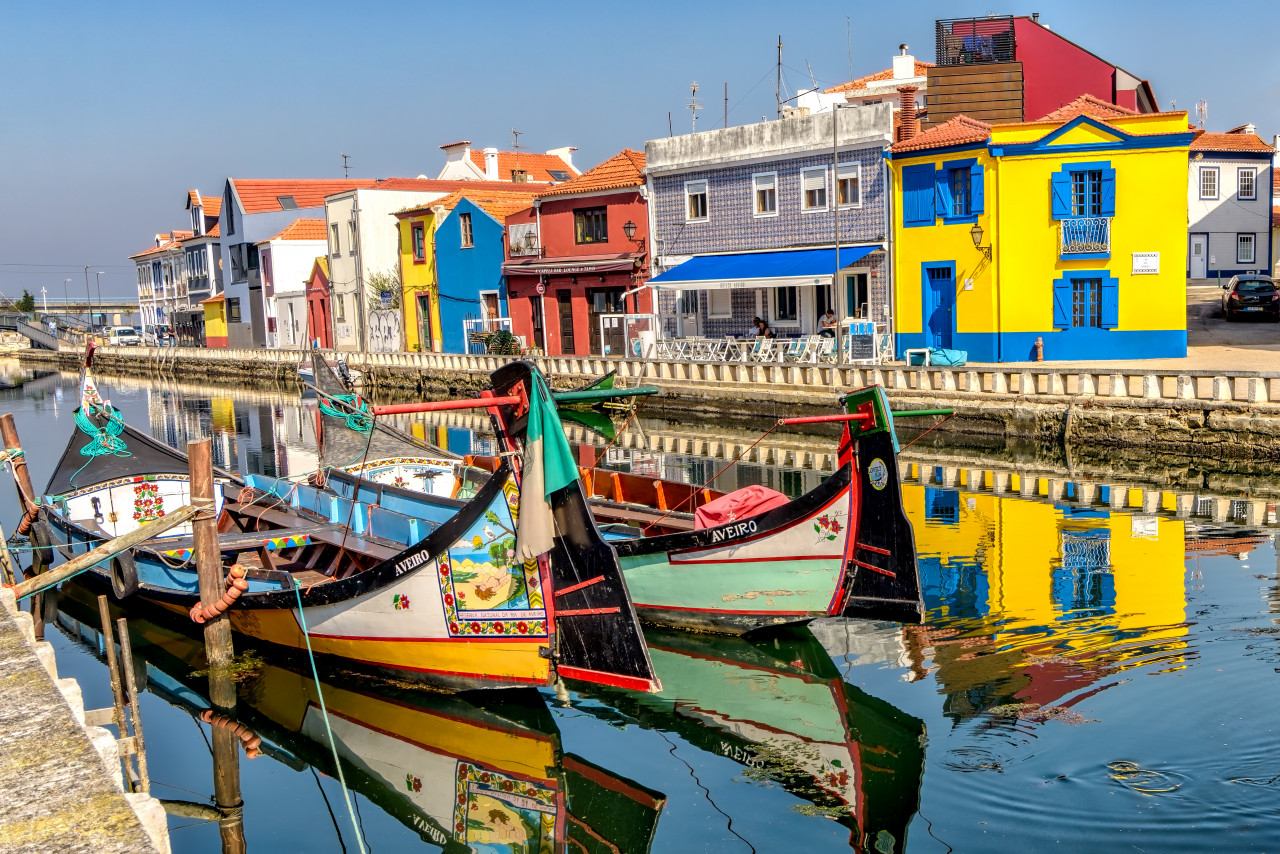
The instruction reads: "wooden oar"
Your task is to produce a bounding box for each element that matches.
[12,504,200,600]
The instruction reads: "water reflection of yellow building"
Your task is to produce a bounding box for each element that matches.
[901,479,1189,717]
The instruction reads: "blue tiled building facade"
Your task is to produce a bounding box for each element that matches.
[645,104,894,340]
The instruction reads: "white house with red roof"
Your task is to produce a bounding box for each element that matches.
[254,219,327,348]
[436,141,578,184]
[130,230,192,330]
[797,46,929,117]
[217,178,377,347]
[1187,126,1275,279]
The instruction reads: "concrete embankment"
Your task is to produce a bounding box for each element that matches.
[20,345,1280,459]
[0,588,169,853]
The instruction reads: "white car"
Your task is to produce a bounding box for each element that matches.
[107,326,141,346]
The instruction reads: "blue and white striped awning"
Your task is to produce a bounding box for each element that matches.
[650,245,878,290]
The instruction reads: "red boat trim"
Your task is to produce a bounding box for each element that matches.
[850,557,897,577]
[669,553,841,566]
[555,575,605,597]
[556,607,621,617]
[305,632,547,643]
[777,413,870,426]
[857,542,891,555]
[556,664,658,692]
[561,755,666,808]
[371,394,522,416]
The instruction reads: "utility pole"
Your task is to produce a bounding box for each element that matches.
[776,36,783,118]
[724,82,728,128]
[40,287,47,314]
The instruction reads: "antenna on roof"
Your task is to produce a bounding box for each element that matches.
[511,129,522,179]
[687,82,702,133]
[1195,99,1207,128]
[340,153,351,178]
[776,36,783,118]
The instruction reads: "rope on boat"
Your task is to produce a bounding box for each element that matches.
[198,710,262,758]
[898,411,958,452]
[291,579,368,854]
[188,564,249,624]
[318,393,372,434]
[68,403,132,486]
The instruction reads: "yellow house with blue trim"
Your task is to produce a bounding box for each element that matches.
[889,95,1194,362]
[393,205,443,353]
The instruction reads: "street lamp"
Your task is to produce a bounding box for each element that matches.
[62,278,70,311]
[622,220,636,240]
[83,266,92,327]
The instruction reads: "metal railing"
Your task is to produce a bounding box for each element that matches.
[935,16,1016,66]
[462,317,513,354]
[1059,217,1111,256]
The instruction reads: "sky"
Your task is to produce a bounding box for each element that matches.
[2,0,1277,303]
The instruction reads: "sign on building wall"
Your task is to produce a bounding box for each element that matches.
[1132,252,1160,275]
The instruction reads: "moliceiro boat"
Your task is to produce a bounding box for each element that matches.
[36,354,659,692]
[319,358,925,635]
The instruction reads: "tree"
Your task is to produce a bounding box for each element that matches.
[365,269,402,311]
[15,290,35,313]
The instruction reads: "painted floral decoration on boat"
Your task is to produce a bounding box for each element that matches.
[132,482,166,523]
[393,593,410,611]
[454,761,556,848]
[392,475,408,489]
[814,514,842,541]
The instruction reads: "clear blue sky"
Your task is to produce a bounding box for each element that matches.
[2,0,1276,303]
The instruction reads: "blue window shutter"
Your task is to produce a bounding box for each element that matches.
[969,163,985,214]
[1052,277,1071,328]
[1099,166,1116,217]
[902,165,935,227]
[1100,277,1119,328]
[1050,170,1071,219]
[935,168,953,216]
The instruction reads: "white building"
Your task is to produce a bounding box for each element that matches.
[796,46,929,118]
[435,141,578,183]
[217,179,375,348]
[256,219,327,349]
[1186,126,1275,279]
[130,230,191,328]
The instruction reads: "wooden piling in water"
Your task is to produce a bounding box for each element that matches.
[0,413,36,517]
[187,437,246,852]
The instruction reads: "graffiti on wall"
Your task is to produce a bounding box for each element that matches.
[367,309,402,353]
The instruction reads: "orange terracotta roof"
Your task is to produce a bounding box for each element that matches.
[129,230,192,260]
[395,187,541,222]
[1273,207,1280,229]
[824,61,933,94]
[370,177,549,193]
[1037,94,1136,123]
[535,150,645,199]
[186,190,222,219]
[890,116,991,153]
[1190,129,1275,153]
[199,293,225,304]
[467,150,578,183]
[207,222,220,238]
[229,179,378,214]
[260,218,328,243]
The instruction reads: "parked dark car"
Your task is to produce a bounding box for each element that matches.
[1222,275,1279,322]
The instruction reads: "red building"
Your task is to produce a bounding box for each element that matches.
[503,150,652,356]
[305,257,333,349]
[925,14,1157,129]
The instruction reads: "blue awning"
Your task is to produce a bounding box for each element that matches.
[649,245,878,290]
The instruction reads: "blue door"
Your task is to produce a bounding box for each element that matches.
[924,265,955,348]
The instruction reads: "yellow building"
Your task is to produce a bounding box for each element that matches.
[200,293,228,348]
[888,95,1194,361]
[393,206,443,353]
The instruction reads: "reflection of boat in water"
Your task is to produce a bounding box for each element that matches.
[53,582,667,853]
[568,626,925,852]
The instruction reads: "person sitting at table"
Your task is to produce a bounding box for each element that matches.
[818,308,837,337]
[750,316,775,339]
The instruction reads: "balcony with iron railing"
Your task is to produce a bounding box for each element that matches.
[1059,217,1111,258]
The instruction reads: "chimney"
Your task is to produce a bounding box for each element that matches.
[546,146,578,174]
[483,147,499,181]
[892,44,915,80]
[897,85,919,142]
[1032,12,1039,22]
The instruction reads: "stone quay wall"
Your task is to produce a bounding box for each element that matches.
[21,344,1280,459]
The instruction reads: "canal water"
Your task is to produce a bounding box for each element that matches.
[3,359,1278,853]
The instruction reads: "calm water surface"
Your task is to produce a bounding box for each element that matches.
[3,360,1278,853]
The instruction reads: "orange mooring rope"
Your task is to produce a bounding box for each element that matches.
[189,564,249,624]
[199,710,262,758]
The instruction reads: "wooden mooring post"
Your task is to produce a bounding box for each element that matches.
[188,438,246,853]
[0,413,37,519]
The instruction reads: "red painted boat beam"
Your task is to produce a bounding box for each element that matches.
[776,413,870,426]
[371,395,522,416]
